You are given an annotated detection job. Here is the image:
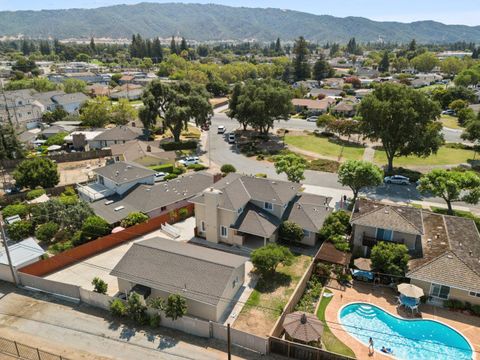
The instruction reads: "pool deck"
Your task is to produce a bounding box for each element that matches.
[324,280,480,360]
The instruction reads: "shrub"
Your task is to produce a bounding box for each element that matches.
[2,203,30,218]
[35,222,59,243]
[279,221,304,243]
[178,208,189,219]
[126,292,148,324]
[109,298,127,317]
[221,164,236,174]
[316,263,332,279]
[149,313,161,328]
[120,212,149,228]
[472,305,480,316]
[150,163,174,173]
[48,240,74,254]
[70,230,83,246]
[187,163,207,171]
[251,243,294,276]
[26,188,46,201]
[81,216,111,241]
[164,173,178,181]
[164,294,188,321]
[255,173,267,178]
[6,220,33,242]
[307,159,340,173]
[172,166,185,175]
[92,277,108,294]
[160,140,198,151]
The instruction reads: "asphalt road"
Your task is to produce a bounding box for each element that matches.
[204,111,478,212]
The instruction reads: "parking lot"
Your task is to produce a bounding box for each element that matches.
[45,218,196,295]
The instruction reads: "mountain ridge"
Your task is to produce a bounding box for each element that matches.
[0,2,479,43]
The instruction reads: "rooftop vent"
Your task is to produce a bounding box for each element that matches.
[447,254,453,259]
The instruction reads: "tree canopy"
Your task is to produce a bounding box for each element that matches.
[13,158,59,189]
[371,242,410,277]
[358,82,442,172]
[411,52,439,73]
[273,153,307,183]
[338,160,383,203]
[251,243,294,276]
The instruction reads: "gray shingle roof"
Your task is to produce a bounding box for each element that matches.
[110,237,247,306]
[93,126,142,142]
[51,92,88,105]
[232,203,281,238]
[93,161,155,184]
[284,194,332,233]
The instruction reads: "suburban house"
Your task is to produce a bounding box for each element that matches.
[0,238,45,282]
[350,199,480,306]
[50,93,89,113]
[309,88,343,98]
[332,99,358,117]
[82,162,215,224]
[190,174,332,247]
[111,237,247,322]
[0,89,43,129]
[64,130,106,150]
[110,140,176,166]
[89,126,143,149]
[292,98,336,115]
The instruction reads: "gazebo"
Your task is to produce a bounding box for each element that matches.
[283,312,324,345]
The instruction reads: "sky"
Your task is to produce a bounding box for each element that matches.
[0,0,478,26]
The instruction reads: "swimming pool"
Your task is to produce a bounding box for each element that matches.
[339,302,473,360]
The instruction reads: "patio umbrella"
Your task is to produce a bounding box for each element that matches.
[283,312,324,343]
[397,283,424,298]
[354,257,372,271]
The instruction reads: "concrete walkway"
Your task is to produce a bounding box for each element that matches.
[362,145,375,162]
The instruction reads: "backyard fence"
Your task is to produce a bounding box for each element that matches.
[0,335,72,360]
[211,321,268,354]
[269,337,354,360]
[18,273,80,301]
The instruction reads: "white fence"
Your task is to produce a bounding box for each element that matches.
[18,272,80,301]
[79,287,111,310]
[211,321,268,354]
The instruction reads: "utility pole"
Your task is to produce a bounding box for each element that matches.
[227,323,231,360]
[0,214,18,286]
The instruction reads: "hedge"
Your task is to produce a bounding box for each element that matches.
[150,163,174,173]
[187,164,208,171]
[160,141,198,151]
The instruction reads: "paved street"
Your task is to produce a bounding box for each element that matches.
[202,108,479,213]
[0,283,270,360]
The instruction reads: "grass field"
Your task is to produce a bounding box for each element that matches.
[317,289,356,358]
[439,115,463,130]
[374,146,476,166]
[285,134,365,161]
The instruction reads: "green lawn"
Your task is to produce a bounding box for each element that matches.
[317,290,356,358]
[374,146,476,166]
[285,135,365,161]
[439,115,463,130]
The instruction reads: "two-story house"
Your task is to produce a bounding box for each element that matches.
[350,199,480,306]
[190,174,332,247]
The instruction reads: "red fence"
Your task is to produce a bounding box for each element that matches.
[19,203,195,277]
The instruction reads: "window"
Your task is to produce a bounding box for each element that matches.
[430,283,450,299]
[376,228,393,241]
[201,221,205,232]
[469,291,480,298]
[264,202,273,210]
[221,226,228,238]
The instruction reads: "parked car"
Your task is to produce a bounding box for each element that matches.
[228,133,236,144]
[307,116,318,122]
[384,175,410,185]
[154,172,167,182]
[441,109,456,116]
[5,186,20,195]
[178,156,200,166]
[217,125,226,134]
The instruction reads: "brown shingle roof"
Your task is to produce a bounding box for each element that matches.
[316,242,351,266]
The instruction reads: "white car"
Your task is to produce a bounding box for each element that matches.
[228,133,236,144]
[384,175,410,185]
[217,125,226,134]
[178,156,200,166]
[306,116,318,122]
[154,172,167,182]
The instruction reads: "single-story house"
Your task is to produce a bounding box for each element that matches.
[110,140,176,166]
[350,199,480,306]
[190,174,332,247]
[292,98,336,115]
[51,92,89,113]
[89,126,143,149]
[111,237,247,322]
[0,238,45,282]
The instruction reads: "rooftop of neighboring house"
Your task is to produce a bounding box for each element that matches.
[309,88,343,98]
[190,173,302,210]
[283,193,333,233]
[51,92,89,105]
[110,140,176,164]
[0,237,45,267]
[91,172,214,224]
[292,98,336,110]
[110,237,247,306]
[93,161,155,185]
[64,130,105,142]
[92,126,143,142]
[31,90,66,107]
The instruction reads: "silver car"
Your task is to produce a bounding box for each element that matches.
[384,175,410,185]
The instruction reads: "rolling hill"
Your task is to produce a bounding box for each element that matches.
[0,2,479,43]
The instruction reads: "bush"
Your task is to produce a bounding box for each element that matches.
[164,173,178,181]
[319,211,351,240]
[251,243,294,276]
[35,222,59,243]
[26,188,46,201]
[279,221,304,243]
[220,164,236,174]
[160,141,198,151]
[81,216,111,241]
[6,220,33,241]
[187,164,207,171]
[120,212,149,228]
[178,208,189,219]
[172,166,185,175]
[70,230,84,246]
[472,305,480,316]
[150,163,174,173]
[2,203,30,218]
[92,277,108,294]
[48,240,73,254]
[126,292,148,324]
[109,298,127,317]
[255,173,267,178]
[149,313,161,328]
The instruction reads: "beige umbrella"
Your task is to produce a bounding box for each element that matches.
[283,312,324,343]
[354,257,372,271]
[397,283,424,298]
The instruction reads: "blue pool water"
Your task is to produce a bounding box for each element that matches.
[339,303,473,360]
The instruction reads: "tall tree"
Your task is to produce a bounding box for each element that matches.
[152,37,163,63]
[0,125,24,160]
[358,82,442,172]
[180,37,188,52]
[13,158,59,189]
[313,56,335,82]
[89,37,96,54]
[273,153,307,183]
[346,38,358,55]
[338,160,383,203]
[275,37,283,55]
[411,52,439,73]
[378,51,390,73]
[142,80,212,142]
[170,36,177,55]
[80,96,111,127]
[293,36,310,81]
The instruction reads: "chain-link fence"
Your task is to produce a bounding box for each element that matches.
[0,336,71,360]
